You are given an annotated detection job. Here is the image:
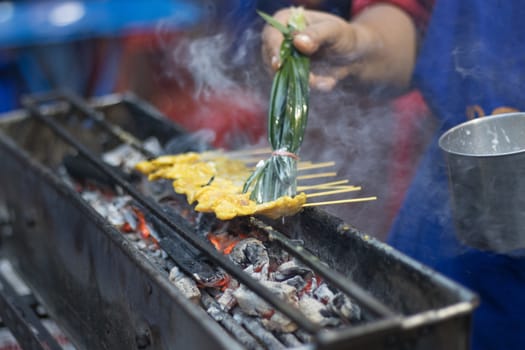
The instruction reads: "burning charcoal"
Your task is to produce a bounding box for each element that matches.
[121,207,138,231]
[143,137,163,155]
[242,263,269,282]
[102,137,162,172]
[262,281,299,307]
[275,332,303,348]
[294,329,313,344]
[168,266,201,303]
[207,306,264,350]
[80,191,134,228]
[206,305,224,321]
[313,283,335,305]
[201,293,263,350]
[233,281,298,318]
[283,275,307,291]
[229,238,269,272]
[194,269,231,290]
[82,191,114,220]
[328,293,362,322]
[105,203,126,226]
[151,249,163,258]
[155,236,227,290]
[232,285,269,317]
[141,208,230,290]
[126,233,141,242]
[232,309,288,349]
[147,243,159,252]
[137,240,148,250]
[208,231,245,254]
[112,195,132,209]
[145,221,161,242]
[273,259,312,282]
[81,191,102,208]
[299,296,340,327]
[216,288,237,312]
[260,311,298,333]
[130,206,156,240]
[300,275,322,298]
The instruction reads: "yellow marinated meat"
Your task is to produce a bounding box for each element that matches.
[255,193,307,219]
[135,153,201,173]
[134,153,305,220]
[148,162,214,182]
[195,186,256,220]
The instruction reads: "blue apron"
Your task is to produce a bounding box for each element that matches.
[388,1,525,349]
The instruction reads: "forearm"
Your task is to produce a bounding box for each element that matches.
[350,3,417,90]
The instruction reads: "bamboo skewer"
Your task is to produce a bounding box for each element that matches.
[204,150,336,168]
[221,147,272,156]
[304,185,361,192]
[297,161,336,171]
[203,147,272,159]
[306,187,362,198]
[297,172,337,180]
[232,157,266,164]
[140,149,378,213]
[243,160,338,171]
[234,147,272,156]
[235,159,335,169]
[298,180,350,190]
[303,185,359,192]
[303,196,377,207]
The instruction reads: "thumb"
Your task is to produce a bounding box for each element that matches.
[292,19,349,55]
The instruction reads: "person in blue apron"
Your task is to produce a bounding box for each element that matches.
[389,1,525,349]
[261,1,525,349]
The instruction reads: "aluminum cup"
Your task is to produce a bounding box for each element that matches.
[439,112,525,253]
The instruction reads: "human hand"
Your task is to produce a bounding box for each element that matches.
[261,5,417,93]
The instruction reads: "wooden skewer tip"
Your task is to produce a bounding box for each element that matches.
[302,196,377,207]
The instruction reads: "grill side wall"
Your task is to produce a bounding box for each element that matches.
[0,129,241,350]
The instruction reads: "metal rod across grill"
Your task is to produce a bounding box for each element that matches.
[21,91,398,337]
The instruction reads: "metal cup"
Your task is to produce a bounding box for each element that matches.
[439,112,525,253]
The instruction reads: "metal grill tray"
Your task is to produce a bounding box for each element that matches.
[0,92,478,350]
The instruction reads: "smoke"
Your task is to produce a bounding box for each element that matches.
[300,89,436,239]
[159,13,269,102]
[170,33,241,99]
[451,42,486,80]
[156,16,271,148]
[299,92,393,237]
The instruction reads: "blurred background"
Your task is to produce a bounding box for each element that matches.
[0,0,271,147]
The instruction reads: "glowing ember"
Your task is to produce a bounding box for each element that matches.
[132,207,150,239]
[198,274,231,291]
[120,222,133,233]
[207,232,248,255]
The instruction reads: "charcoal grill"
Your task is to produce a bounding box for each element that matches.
[0,91,478,349]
